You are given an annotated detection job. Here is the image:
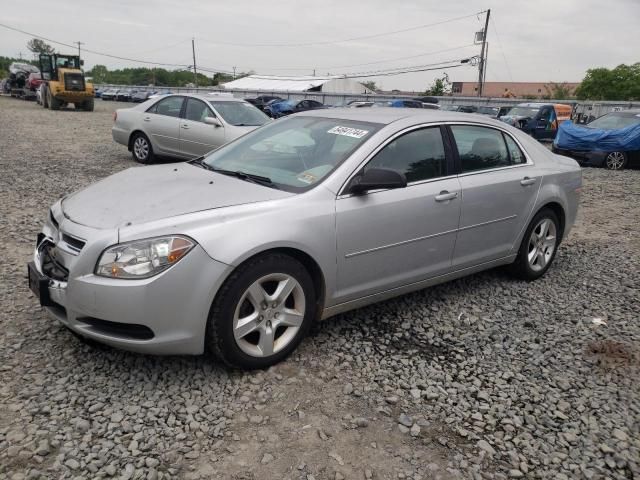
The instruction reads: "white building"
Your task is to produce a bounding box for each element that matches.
[220,75,374,94]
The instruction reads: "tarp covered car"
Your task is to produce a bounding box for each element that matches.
[552,110,640,170]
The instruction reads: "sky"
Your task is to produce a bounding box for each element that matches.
[2,0,639,91]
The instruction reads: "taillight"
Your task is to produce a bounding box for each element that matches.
[113,111,117,122]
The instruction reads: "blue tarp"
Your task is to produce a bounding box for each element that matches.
[555,121,640,151]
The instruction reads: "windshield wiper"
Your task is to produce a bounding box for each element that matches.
[190,158,277,189]
[210,167,279,189]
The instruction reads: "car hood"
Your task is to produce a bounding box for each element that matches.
[61,163,293,229]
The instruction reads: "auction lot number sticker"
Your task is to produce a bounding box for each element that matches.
[327,126,369,138]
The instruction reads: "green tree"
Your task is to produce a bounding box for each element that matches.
[425,73,451,96]
[361,81,378,92]
[575,63,640,100]
[26,38,55,54]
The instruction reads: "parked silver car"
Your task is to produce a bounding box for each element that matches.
[112,93,271,163]
[29,109,581,369]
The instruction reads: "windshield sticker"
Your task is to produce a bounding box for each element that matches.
[327,126,369,139]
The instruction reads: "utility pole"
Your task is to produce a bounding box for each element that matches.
[75,41,84,61]
[18,51,23,60]
[477,9,490,97]
[233,66,236,80]
[482,43,489,87]
[191,38,198,87]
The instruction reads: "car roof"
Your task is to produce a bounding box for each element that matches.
[295,107,508,127]
[163,93,246,103]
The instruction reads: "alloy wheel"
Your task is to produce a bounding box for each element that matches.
[133,137,149,161]
[233,273,305,358]
[527,218,557,272]
[605,152,625,170]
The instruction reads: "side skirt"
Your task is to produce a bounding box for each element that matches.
[320,255,517,320]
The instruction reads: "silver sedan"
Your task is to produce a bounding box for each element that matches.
[112,93,271,163]
[29,109,582,369]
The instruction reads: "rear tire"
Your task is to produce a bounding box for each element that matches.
[49,90,61,110]
[42,87,50,109]
[509,208,561,281]
[206,253,316,369]
[604,151,627,170]
[83,98,94,111]
[130,132,154,163]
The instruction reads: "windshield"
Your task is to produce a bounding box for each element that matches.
[209,101,270,126]
[478,106,498,114]
[203,116,382,192]
[588,112,640,130]
[505,107,540,117]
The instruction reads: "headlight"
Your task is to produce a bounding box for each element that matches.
[95,236,195,279]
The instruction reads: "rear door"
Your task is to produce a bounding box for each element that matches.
[144,96,185,156]
[179,97,225,157]
[335,125,461,303]
[534,106,554,139]
[448,124,541,268]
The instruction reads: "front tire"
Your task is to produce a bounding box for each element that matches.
[83,98,94,111]
[130,132,154,163]
[49,90,61,110]
[510,208,561,281]
[206,253,316,369]
[604,151,627,170]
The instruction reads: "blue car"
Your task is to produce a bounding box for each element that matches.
[552,110,640,170]
[264,99,324,118]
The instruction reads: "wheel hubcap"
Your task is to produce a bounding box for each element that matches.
[606,152,624,170]
[233,273,305,358]
[134,137,149,159]
[527,218,557,272]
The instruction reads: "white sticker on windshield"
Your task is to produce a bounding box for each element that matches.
[327,126,369,138]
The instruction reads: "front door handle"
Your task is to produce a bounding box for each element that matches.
[143,116,151,122]
[520,176,537,186]
[435,191,458,202]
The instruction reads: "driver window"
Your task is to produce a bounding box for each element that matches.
[365,127,446,182]
[185,98,214,123]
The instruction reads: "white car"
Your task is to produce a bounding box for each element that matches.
[112,94,271,163]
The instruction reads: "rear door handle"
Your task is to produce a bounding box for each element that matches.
[181,124,189,129]
[435,191,458,202]
[520,176,537,186]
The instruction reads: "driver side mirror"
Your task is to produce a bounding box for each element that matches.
[348,168,407,194]
[204,116,222,127]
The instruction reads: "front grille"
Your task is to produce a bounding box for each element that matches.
[64,73,85,91]
[40,242,69,282]
[61,233,85,253]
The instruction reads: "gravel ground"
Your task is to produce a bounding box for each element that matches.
[0,96,639,480]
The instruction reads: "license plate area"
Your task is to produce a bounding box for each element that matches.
[28,262,54,307]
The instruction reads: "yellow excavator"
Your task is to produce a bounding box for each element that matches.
[39,53,94,111]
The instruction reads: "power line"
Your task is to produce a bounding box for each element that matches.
[195,11,486,48]
[490,17,514,82]
[248,57,476,81]
[0,22,191,67]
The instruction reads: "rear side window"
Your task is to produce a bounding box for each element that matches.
[450,125,509,172]
[148,96,184,117]
[184,98,213,123]
[365,127,446,182]
[503,134,527,164]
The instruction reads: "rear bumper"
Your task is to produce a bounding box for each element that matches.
[112,126,130,147]
[552,145,606,167]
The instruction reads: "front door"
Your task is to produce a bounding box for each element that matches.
[448,124,541,268]
[145,96,184,156]
[335,126,461,303]
[534,106,554,139]
[179,97,226,157]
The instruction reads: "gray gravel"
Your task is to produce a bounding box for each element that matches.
[1,96,639,479]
